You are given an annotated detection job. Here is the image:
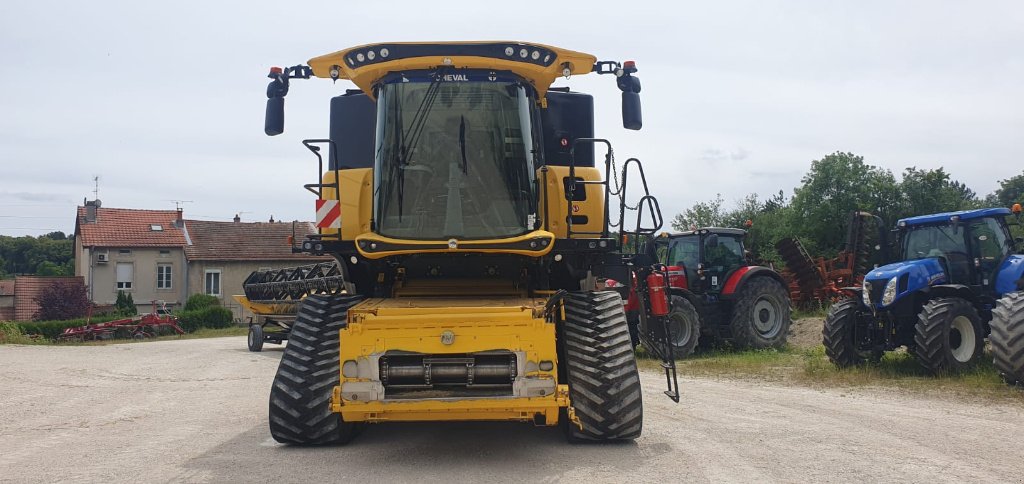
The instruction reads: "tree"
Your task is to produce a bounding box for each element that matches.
[33,281,90,321]
[990,171,1024,207]
[898,167,979,218]
[114,290,138,316]
[671,194,726,231]
[790,152,900,256]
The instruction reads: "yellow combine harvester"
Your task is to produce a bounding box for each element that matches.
[248,41,675,444]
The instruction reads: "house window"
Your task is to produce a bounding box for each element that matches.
[151,224,163,231]
[116,262,134,290]
[205,270,221,297]
[157,264,172,289]
[118,249,132,256]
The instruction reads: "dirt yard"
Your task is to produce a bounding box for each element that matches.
[1,337,1022,483]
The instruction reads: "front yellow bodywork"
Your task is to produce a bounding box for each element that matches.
[539,165,606,238]
[308,41,597,99]
[321,168,373,240]
[331,297,569,424]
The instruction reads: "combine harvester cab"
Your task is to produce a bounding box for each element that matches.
[823,206,1024,383]
[243,41,682,445]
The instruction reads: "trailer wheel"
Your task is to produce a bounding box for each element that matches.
[248,324,264,352]
[990,292,1024,385]
[641,295,701,359]
[269,294,364,445]
[560,291,643,441]
[729,276,791,349]
[913,297,983,373]
[822,298,876,367]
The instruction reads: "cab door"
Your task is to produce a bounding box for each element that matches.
[967,217,1011,292]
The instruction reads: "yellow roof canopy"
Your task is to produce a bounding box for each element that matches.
[306,41,598,98]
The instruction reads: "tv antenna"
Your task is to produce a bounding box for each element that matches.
[92,176,100,199]
[167,200,193,211]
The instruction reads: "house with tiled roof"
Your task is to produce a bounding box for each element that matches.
[184,218,328,319]
[74,200,189,312]
[74,200,326,319]
[0,276,86,321]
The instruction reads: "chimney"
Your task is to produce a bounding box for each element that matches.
[84,199,101,223]
[233,214,241,223]
[175,208,184,228]
[269,215,275,223]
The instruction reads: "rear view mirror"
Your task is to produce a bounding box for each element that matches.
[622,92,642,130]
[265,97,285,136]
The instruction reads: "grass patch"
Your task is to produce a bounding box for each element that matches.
[792,306,828,319]
[639,344,1023,402]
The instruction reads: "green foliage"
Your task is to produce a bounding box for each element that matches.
[0,322,36,344]
[671,152,995,264]
[184,294,220,311]
[114,290,138,316]
[990,171,1024,207]
[14,314,127,340]
[671,194,725,231]
[0,234,74,276]
[176,306,233,333]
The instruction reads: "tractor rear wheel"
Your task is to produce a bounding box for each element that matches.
[269,294,364,445]
[990,292,1024,385]
[822,298,876,367]
[248,324,264,352]
[560,291,643,441]
[640,295,701,359]
[728,276,791,349]
[912,297,983,373]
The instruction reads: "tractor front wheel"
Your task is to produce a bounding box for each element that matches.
[912,297,984,373]
[641,295,701,359]
[990,292,1024,385]
[822,298,877,367]
[560,291,643,442]
[729,276,791,349]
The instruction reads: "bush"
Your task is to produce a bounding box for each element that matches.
[33,281,90,321]
[184,294,220,312]
[0,322,36,344]
[16,314,129,340]
[115,290,138,316]
[176,306,233,333]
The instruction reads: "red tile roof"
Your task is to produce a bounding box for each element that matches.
[183,220,329,261]
[76,207,187,248]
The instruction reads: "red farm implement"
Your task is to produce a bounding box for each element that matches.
[57,302,184,342]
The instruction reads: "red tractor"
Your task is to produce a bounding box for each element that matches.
[612,228,791,357]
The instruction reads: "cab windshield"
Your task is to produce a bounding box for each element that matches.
[373,70,536,240]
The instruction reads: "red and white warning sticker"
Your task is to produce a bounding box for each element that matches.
[315,199,341,229]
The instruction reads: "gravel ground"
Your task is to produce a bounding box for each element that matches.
[1,337,1022,483]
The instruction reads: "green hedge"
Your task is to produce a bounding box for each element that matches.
[176,306,233,333]
[16,314,131,340]
[184,294,220,311]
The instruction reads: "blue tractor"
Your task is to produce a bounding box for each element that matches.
[823,207,1024,381]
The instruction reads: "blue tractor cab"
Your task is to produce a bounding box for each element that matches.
[823,207,1024,378]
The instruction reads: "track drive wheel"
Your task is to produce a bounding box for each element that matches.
[560,291,643,442]
[729,276,791,349]
[248,324,264,352]
[990,292,1024,385]
[641,295,701,359]
[269,294,364,445]
[822,298,877,367]
[912,297,983,373]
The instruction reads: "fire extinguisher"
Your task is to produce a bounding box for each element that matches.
[646,271,670,316]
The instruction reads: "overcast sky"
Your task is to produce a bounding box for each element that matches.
[1,1,1022,236]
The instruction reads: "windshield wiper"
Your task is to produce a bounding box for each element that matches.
[458,115,467,174]
[382,73,445,221]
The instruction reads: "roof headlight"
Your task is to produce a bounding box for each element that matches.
[505,46,514,56]
[881,277,898,306]
[531,50,540,60]
[366,50,375,60]
[356,53,365,62]
[519,48,528,58]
